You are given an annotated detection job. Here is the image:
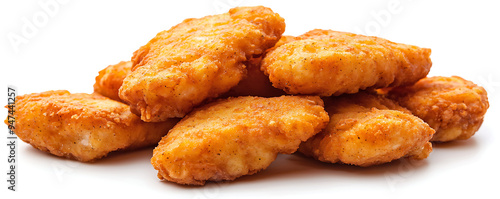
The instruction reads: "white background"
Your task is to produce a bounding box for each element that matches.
[1,0,499,198]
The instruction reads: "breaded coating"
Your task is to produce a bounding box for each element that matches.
[298,92,435,167]
[270,35,298,49]
[94,61,132,102]
[386,76,489,142]
[223,57,286,97]
[10,90,178,162]
[261,29,432,96]
[151,96,329,185]
[119,6,286,122]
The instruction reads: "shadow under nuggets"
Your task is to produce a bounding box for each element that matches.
[229,152,431,187]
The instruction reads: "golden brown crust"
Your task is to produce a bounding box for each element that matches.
[387,76,489,142]
[262,29,432,96]
[222,57,286,97]
[93,61,132,102]
[11,90,178,162]
[151,96,329,185]
[119,6,286,122]
[263,35,298,53]
[299,92,435,167]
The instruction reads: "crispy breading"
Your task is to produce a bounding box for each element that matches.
[261,29,432,96]
[223,57,286,97]
[10,90,178,162]
[151,96,329,185]
[298,92,435,167]
[268,35,298,50]
[94,61,132,102]
[119,6,285,122]
[386,76,489,142]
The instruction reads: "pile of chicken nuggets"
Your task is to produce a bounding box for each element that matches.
[8,6,490,185]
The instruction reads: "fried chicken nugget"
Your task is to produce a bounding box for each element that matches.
[119,6,286,122]
[151,96,329,185]
[261,29,432,96]
[222,57,286,97]
[94,61,132,102]
[386,76,489,142]
[10,90,178,162]
[298,92,435,167]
